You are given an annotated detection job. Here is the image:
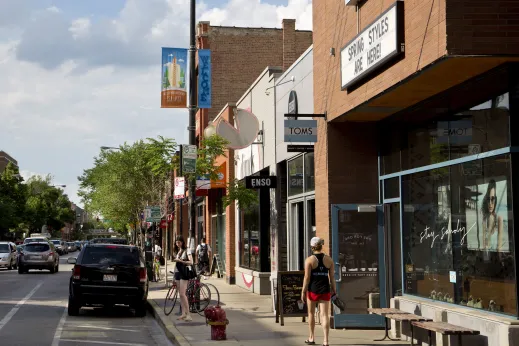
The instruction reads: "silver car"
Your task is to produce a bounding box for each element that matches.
[18,242,59,274]
[0,242,17,270]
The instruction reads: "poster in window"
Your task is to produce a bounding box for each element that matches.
[465,177,509,252]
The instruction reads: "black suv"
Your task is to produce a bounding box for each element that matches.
[68,244,148,317]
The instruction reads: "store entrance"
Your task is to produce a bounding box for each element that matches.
[331,204,386,328]
[288,197,316,271]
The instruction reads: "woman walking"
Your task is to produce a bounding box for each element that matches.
[301,237,336,346]
[173,235,194,322]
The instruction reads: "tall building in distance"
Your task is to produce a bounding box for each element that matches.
[0,151,18,173]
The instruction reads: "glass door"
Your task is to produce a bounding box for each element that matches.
[288,200,304,270]
[332,204,386,328]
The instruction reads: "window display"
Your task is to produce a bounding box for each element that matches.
[240,194,261,271]
[402,155,516,316]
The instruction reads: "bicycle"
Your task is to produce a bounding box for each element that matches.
[163,272,214,316]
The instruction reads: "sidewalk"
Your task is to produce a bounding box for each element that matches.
[147,262,407,346]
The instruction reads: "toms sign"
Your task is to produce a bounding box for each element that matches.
[284,120,317,142]
[340,1,403,89]
[245,176,277,189]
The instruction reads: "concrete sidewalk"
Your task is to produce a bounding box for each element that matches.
[147,263,407,346]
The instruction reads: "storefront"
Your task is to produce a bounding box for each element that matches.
[234,67,283,294]
[312,0,519,343]
[274,45,315,277]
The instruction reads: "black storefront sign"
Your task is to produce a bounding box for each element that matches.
[287,145,314,152]
[245,176,277,189]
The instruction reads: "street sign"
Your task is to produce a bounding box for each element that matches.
[245,176,277,189]
[182,145,197,174]
[146,206,161,222]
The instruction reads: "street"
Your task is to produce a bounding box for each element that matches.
[0,253,173,346]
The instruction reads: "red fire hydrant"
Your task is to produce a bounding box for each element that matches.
[205,305,229,340]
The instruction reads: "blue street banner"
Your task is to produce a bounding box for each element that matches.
[198,49,211,109]
[161,48,188,108]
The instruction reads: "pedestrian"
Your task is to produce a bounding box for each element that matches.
[301,237,336,346]
[195,237,212,275]
[173,235,193,322]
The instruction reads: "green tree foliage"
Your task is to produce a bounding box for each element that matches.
[79,135,258,235]
[0,163,27,237]
[24,175,75,237]
[78,137,175,234]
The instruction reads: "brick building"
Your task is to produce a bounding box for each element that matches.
[312,0,519,343]
[170,20,312,285]
[0,151,18,173]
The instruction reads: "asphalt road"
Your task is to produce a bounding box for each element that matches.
[0,252,173,346]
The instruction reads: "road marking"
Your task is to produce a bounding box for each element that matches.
[76,324,139,332]
[0,281,43,331]
[51,307,68,346]
[59,339,147,346]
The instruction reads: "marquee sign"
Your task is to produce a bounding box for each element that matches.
[340,1,404,89]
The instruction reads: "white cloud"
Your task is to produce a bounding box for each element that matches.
[19,170,47,181]
[0,0,313,207]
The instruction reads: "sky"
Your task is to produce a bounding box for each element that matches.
[0,0,312,207]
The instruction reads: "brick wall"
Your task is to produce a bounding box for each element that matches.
[314,121,379,254]
[197,21,312,124]
[313,0,447,120]
[446,0,519,55]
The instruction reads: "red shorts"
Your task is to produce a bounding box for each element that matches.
[307,291,331,302]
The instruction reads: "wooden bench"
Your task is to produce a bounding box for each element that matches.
[411,321,479,346]
[367,308,411,341]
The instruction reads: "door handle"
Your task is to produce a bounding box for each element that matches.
[335,262,342,283]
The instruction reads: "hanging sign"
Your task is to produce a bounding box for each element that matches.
[161,48,188,108]
[284,120,317,142]
[340,1,404,89]
[245,176,277,189]
[198,49,212,108]
[174,177,185,199]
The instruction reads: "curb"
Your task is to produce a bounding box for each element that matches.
[147,299,192,346]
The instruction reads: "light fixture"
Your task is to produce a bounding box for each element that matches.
[204,123,217,138]
[330,47,335,57]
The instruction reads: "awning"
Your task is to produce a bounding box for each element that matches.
[333,56,519,122]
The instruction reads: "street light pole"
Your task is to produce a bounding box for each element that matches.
[187,0,197,247]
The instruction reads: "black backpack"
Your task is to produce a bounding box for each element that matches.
[198,244,209,263]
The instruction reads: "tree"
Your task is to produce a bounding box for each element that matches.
[78,135,258,243]
[0,163,27,239]
[24,175,75,238]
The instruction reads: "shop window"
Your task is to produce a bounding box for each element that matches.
[240,194,261,271]
[402,155,516,316]
[288,156,304,196]
[304,153,315,192]
[383,177,399,199]
[381,66,513,175]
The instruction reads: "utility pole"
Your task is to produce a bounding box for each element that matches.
[187,0,197,247]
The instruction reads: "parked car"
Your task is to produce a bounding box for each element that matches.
[0,242,17,270]
[61,241,69,254]
[16,245,25,265]
[18,242,60,274]
[67,242,77,252]
[50,239,66,255]
[67,244,148,317]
